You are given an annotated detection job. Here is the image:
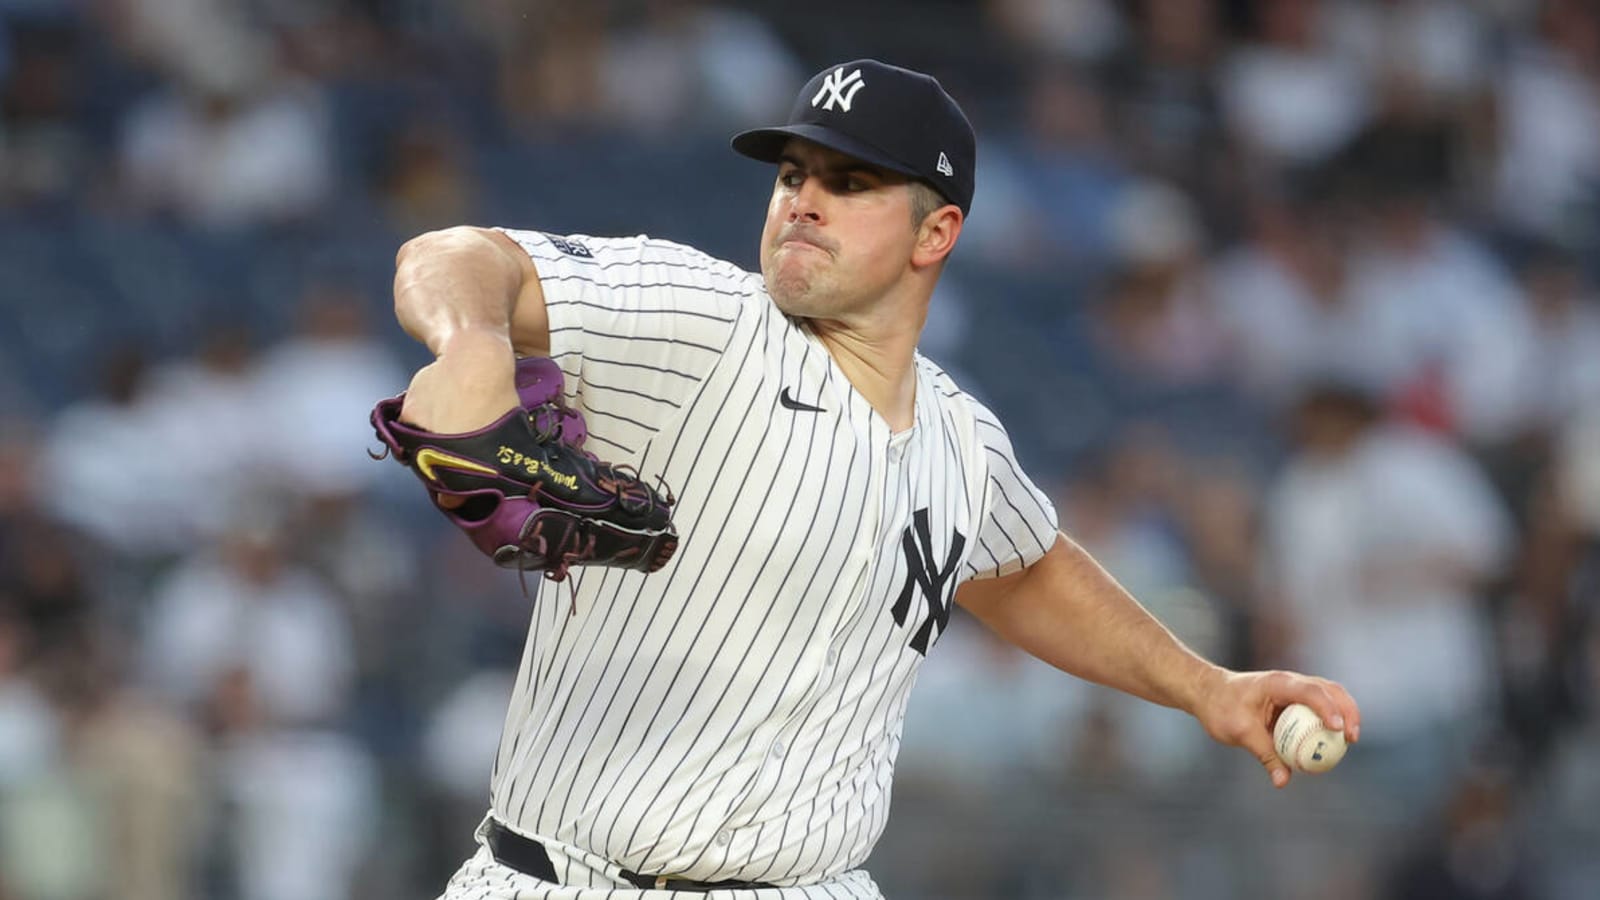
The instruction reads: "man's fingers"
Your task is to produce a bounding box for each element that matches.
[1269,673,1361,744]
[1252,736,1290,789]
[1327,682,1362,743]
[1278,677,1346,734]
[1231,693,1291,788]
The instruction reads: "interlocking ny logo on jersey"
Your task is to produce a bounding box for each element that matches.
[891,508,967,655]
[812,67,866,113]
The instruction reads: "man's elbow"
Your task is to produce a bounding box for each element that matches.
[392,227,512,317]
[395,225,493,271]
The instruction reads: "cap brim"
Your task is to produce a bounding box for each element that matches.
[730,124,919,179]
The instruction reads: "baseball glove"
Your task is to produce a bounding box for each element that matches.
[370,357,677,582]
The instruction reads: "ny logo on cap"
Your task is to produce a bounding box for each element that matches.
[812,67,866,113]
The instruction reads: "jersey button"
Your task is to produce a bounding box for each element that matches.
[825,647,838,665]
[771,741,786,759]
[714,830,732,847]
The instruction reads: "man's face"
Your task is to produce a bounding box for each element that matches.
[759,138,919,319]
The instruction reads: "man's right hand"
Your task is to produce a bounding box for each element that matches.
[398,330,521,434]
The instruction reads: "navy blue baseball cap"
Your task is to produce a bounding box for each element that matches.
[731,59,976,215]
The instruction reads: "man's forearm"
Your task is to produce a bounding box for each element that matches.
[957,535,1224,714]
[391,227,544,432]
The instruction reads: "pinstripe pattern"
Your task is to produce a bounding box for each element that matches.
[460,230,1058,895]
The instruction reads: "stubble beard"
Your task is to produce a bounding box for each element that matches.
[765,251,834,317]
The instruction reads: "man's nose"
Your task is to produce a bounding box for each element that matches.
[787,179,825,223]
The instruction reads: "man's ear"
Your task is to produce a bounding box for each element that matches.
[912,206,963,268]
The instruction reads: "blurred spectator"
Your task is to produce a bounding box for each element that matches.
[115,36,333,229]
[985,0,1125,63]
[99,0,268,93]
[1557,407,1600,542]
[419,666,515,878]
[138,504,378,900]
[1332,0,1494,110]
[55,637,207,900]
[217,728,379,900]
[1528,617,1600,897]
[1090,180,1228,388]
[1385,759,1540,900]
[895,612,1082,896]
[141,513,354,727]
[489,0,802,138]
[376,115,476,233]
[1176,459,1264,667]
[1263,378,1514,819]
[1052,427,1227,785]
[1340,176,1539,445]
[0,612,53,793]
[965,62,1131,274]
[1209,183,1369,409]
[0,514,94,663]
[901,612,1086,789]
[1514,245,1600,431]
[1493,445,1586,767]
[141,321,270,542]
[491,5,610,135]
[287,487,425,709]
[1491,0,1600,243]
[1105,0,1228,203]
[252,281,408,493]
[0,427,96,658]
[1056,429,1193,621]
[1220,0,1372,168]
[38,346,195,560]
[0,615,204,900]
[0,18,90,206]
[596,0,805,134]
[0,628,102,900]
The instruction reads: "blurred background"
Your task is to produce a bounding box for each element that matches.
[0,0,1598,898]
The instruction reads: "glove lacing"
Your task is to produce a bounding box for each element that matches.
[529,403,677,514]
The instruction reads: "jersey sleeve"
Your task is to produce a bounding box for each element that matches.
[964,400,1060,580]
[498,229,761,458]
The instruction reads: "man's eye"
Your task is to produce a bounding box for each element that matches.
[779,172,803,187]
[845,177,869,192]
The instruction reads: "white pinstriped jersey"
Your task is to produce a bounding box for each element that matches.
[480,229,1059,891]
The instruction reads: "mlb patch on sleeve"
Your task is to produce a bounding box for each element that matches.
[545,235,594,259]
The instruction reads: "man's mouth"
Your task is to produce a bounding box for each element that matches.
[776,229,833,255]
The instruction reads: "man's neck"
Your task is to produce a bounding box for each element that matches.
[810,316,921,432]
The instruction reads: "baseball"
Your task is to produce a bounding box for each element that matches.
[1273,703,1347,774]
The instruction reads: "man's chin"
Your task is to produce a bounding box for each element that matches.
[767,288,808,316]
[764,271,812,310]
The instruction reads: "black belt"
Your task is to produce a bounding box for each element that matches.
[485,819,776,892]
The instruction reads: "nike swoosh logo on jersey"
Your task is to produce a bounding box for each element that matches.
[414,447,499,482]
[779,387,826,413]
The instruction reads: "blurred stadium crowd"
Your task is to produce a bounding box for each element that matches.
[1,0,1598,898]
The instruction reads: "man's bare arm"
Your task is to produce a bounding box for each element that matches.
[956,535,1221,709]
[957,534,1360,787]
[392,227,552,433]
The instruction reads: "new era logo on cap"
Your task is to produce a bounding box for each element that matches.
[730,58,977,215]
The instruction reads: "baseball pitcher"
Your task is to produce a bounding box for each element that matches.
[373,59,1362,899]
